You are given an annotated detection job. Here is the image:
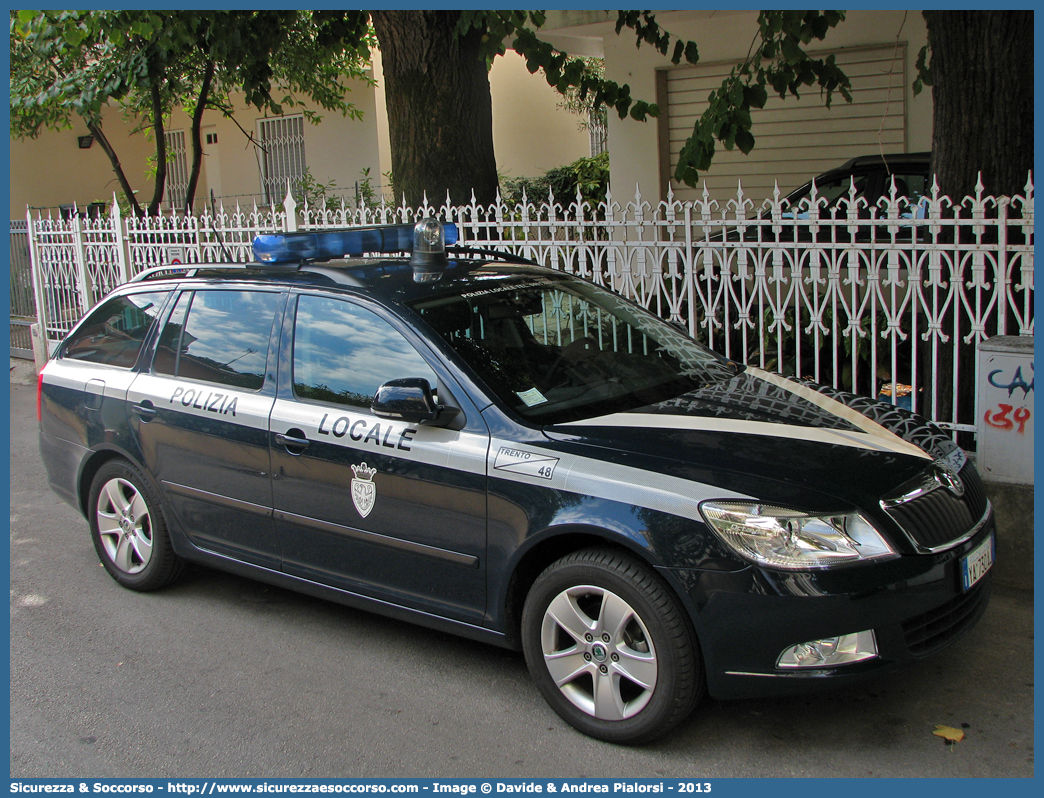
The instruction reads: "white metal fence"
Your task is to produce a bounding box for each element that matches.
[23,176,1034,441]
[9,219,35,357]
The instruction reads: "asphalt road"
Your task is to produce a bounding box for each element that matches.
[8,381,1034,779]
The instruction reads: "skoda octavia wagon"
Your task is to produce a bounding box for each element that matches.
[38,220,994,743]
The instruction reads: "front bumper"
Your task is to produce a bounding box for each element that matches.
[664,510,996,700]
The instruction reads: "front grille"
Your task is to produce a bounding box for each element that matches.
[887,488,976,549]
[902,577,991,657]
[885,464,989,551]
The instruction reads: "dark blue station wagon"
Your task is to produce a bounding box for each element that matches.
[38,220,995,743]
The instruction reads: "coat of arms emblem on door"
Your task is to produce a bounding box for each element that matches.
[351,462,377,518]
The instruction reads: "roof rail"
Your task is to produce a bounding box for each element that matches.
[128,262,297,283]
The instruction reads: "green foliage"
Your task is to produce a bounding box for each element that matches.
[10,10,374,215]
[500,152,610,210]
[294,167,388,212]
[676,11,851,188]
[10,11,131,135]
[556,57,608,134]
[913,43,933,96]
[355,167,392,208]
[294,168,338,211]
[570,152,611,207]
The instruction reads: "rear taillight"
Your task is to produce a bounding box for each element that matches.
[37,371,44,422]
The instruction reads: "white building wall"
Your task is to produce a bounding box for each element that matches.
[10,80,383,213]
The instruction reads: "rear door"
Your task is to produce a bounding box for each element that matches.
[269,291,490,623]
[129,287,286,567]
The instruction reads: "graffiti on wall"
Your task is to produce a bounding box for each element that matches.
[983,364,1034,434]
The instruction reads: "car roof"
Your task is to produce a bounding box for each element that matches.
[129,256,564,304]
[782,152,931,201]
[831,152,930,171]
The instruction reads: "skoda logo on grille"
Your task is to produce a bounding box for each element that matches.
[933,461,965,497]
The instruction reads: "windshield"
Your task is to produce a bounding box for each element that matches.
[409,273,739,424]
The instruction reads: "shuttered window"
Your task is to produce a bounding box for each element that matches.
[257,115,307,206]
[662,43,908,205]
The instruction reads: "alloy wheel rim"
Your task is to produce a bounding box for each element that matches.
[96,477,153,574]
[540,585,657,721]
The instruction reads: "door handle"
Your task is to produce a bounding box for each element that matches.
[275,430,310,454]
[132,400,158,421]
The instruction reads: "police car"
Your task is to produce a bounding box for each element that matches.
[38,219,995,744]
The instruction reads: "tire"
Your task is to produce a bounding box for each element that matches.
[88,458,185,591]
[521,548,703,744]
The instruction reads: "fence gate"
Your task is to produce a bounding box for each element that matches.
[9,220,35,358]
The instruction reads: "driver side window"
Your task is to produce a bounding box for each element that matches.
[292,294,437,410]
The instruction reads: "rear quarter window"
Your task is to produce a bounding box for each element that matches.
[61,291,168,368]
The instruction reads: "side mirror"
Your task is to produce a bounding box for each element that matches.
[372,378,441,424]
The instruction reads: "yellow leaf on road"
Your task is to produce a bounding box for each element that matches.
[933,725,965,742]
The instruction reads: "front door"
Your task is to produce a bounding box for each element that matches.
[269,292,489,623]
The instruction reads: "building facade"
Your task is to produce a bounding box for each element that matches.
[541,9,933,206]
[10,51,590,215]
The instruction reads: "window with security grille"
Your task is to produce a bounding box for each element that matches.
[257,115,307,206]
[588,110,607,156]
[164,130,189,212]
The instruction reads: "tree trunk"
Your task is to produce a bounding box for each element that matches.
[371,11,499,208]
[146,79,168,217]
[185,60,216,213]
[923,11,1034,199]
[921,11,1032,447]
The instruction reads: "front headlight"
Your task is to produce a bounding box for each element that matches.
[699,500,897,570]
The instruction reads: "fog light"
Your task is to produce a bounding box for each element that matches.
[777,630,878,668]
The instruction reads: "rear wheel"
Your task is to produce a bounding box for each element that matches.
[88,459,184,591]
[521,548,702,744]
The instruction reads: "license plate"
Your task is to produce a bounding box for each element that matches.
[961,533,995,591]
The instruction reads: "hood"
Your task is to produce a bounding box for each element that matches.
[543,367,952,512]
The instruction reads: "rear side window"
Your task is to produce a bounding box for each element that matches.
[153,289,280,391]
[62,291,167,368]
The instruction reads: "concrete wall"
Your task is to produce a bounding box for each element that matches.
[188,84,382,206]
[489,50,592,180]
[985,482,1034,591]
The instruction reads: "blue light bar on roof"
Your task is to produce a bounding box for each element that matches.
[252,221,458,264]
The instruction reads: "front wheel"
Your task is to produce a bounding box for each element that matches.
[521,549,703,744]
[88,459,184,591]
